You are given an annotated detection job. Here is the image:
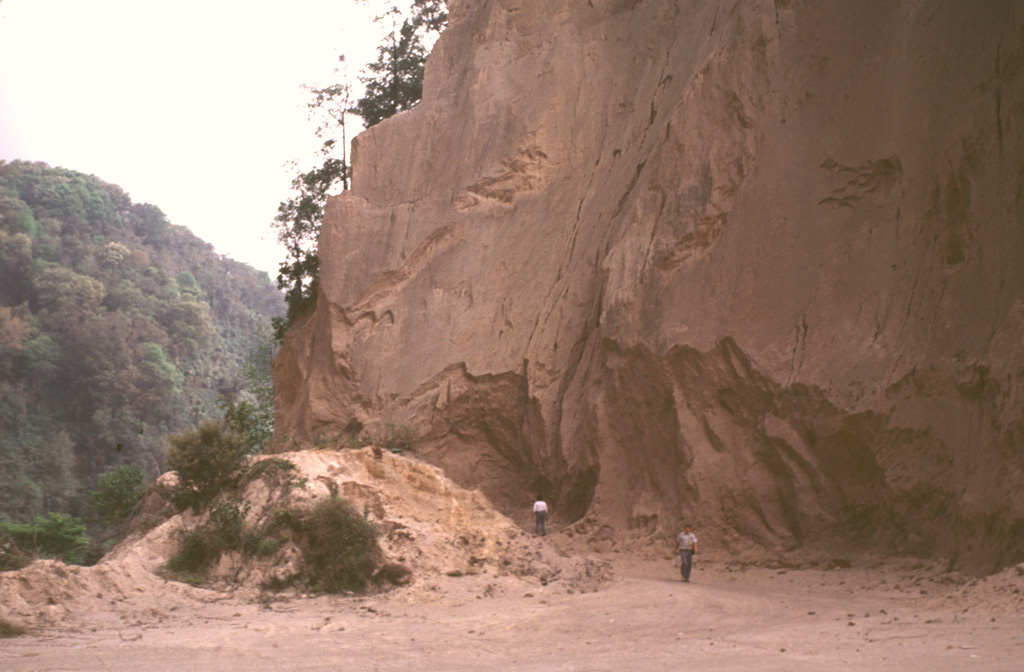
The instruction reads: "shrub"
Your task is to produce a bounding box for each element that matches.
[166,526,223,575]
[166,526,219,575]
[0,512,88,564]
[221,398,274,455]
[0,535,31,572]
[280,497,381,593]
[164,491,383,595]
[166,501,249,574]
[378,423,417,453]
[79,536,116,567]
[240,457,298,489]
[164,420,249,512]
[206,500,248,548]
[343,423,417,454]
[91,465,147,524]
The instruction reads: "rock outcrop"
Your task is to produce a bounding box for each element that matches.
[274,0,1024,572]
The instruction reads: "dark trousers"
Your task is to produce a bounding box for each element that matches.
[680,550,694,580]
[535,512,546,535]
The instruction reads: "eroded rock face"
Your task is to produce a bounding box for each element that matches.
[274,0,1024,571]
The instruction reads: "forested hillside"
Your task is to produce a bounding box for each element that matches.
[0,161,284,521]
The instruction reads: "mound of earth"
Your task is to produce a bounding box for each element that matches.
[0,448,609,630]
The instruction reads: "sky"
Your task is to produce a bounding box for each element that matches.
[0,0,395,276]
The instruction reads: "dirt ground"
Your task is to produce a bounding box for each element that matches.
[3,551,1023,672]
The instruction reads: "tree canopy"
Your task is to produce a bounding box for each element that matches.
[0,160,284,523]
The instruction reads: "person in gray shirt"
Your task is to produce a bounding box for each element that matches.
[675,524,698,582]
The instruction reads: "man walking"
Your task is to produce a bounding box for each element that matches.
[533,495,548,536]
[675,524,698,582]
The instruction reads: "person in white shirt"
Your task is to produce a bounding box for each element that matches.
[675,524,698,582]
[533,495,548,536]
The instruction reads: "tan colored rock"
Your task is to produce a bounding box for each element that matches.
[274,0,1024,572]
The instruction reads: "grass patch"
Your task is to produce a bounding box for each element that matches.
[0,619,25,638]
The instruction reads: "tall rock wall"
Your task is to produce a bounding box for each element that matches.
[274,0,1024,571]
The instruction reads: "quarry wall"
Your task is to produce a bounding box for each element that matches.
[274,0,1024,571]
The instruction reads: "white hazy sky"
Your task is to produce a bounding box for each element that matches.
[0,0,395,276]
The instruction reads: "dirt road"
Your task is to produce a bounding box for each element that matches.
[3,557,1022,671]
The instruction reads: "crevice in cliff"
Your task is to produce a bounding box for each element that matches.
[995,44,1004,154]
[787,314,808,385]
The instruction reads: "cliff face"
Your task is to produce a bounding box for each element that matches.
[274,0,1024,571]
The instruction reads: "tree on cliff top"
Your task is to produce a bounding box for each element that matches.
[352,0,447,129]
[273,153,346,328]
[272,0,447,336]
[351,14,428,127]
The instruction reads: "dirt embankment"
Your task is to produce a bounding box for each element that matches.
[0,448,609,632]
[1,447,1023,670]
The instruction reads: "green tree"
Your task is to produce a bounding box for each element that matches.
[164,419,249,512]
[176,270,202,298]
[90,465,147,524]
[1,512,89,564]
[33,266,105,328]
[271,58,355,335]
[272,156,345,329]
[0,475,42,520]
[35,431,77,513]
[272,1,447,326]
[0,230,34,306]
[158,296,214,359]
[0,195,38,237]
[96,241,130,269]
[0,161,284,523]
[135,342,184,417]
[351,0,447,128]
[351,16,428,127]
[222,325,276,453]
[21,333,61,383]
[0,307,31,376]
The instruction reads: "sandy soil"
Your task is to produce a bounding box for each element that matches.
[3,552,1023,672]
[3,452,1022,670]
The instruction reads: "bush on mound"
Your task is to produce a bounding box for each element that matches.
[164,420,249,513]
[163,457,393,595]
[269,496,381,593]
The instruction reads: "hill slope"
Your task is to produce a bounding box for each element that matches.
[0,160,284,519]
